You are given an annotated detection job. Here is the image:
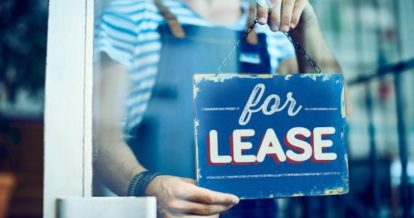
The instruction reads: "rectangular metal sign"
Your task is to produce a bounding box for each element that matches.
[193,73,349,199]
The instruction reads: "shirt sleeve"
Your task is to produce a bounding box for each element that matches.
[266,32,296,73]
[94,5,138,66]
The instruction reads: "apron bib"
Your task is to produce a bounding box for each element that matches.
[132,24,270,178]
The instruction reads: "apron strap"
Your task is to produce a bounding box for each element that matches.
[246,6,258,45]
[154,0,186,39]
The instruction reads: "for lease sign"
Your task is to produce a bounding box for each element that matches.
[193,73,348,199]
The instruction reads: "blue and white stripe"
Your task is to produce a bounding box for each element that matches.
[95,0,295,136]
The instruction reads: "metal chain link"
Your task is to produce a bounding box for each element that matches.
[216,19,322,75]
[283,32,322,74]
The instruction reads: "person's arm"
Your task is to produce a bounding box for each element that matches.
[256,0,341,73]
[95,53,239,217]
[94,53,144,195]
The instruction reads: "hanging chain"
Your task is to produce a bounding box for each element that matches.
[283,32,322,74]
[216,19,322,75]
[216,20,258,76]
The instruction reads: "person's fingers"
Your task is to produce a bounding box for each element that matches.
[290,0,308,29]
[269,0,282,31]
[180,185,239,205]
[150,176,238,217]
[280,0,296,32]
[166,199,233,216]
[256,4,269,25]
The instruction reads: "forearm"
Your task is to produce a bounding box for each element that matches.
[95,53,146,196]
[290,6,342,73]
[95,134,145,196]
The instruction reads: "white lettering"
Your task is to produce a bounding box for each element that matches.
[233,129,256,163]
[285,127,312,162]
[313,127,337,161]
[206,127,337,165]
[256,129,287,163]
[208,130,232,164]
[239,83,302,126]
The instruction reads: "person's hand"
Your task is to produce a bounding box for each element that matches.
[146,175,239,217]
[256,0,317,32]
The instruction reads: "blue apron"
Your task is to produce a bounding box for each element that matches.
[130,23,278,218]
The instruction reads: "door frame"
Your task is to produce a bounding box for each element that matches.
[43,0,94,217]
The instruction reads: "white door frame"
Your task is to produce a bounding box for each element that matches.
[43,0,94,217]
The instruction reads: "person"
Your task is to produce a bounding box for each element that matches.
[94,0,342,217]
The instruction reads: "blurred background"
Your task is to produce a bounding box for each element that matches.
[0,0,47,217]
[1,0,413,218]
[300,1,414,217]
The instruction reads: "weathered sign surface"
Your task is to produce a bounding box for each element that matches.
[193,73,348,199]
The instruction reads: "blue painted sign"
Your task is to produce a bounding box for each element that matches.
[193,73,348,199]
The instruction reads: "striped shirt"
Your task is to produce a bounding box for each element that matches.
[95,0,295,137]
